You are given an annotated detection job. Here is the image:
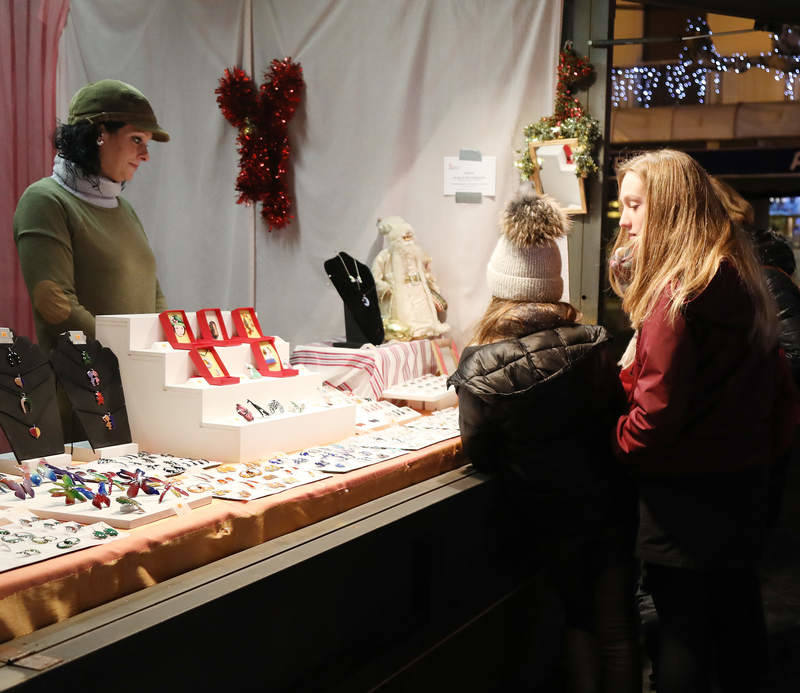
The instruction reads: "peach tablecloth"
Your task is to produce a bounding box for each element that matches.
[0,437,463,642]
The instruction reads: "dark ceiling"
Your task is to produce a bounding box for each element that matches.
[640,0,800,24]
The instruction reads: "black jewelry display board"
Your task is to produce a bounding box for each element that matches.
[0,336,64,462]
[49,334,132,450]
[324,252,384,347]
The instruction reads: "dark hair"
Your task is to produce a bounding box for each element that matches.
[53,120,126,177]
[751,227,796,276]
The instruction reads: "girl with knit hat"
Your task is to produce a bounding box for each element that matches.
[449,188,640,693]
[610,149,798,692]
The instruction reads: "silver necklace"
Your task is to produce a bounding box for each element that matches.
[337,253,370,306]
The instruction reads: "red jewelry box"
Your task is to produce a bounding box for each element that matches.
[196,308,242,346]
[189,346,239,386]
[158,310,197,350]
[250,337,298,378]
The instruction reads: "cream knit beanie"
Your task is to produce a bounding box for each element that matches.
[486,189,570,302]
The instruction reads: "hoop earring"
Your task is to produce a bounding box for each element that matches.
[96,137,104,146]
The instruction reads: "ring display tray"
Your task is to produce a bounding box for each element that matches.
[381,375,458,411]
[96,313,356,463]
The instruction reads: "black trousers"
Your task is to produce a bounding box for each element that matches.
[543,530,642,693]
[644,562,768,693]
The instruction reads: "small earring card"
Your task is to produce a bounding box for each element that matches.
[158,310,197,350]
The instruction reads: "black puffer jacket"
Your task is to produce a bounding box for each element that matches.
[751,228,800,388]
[448,322,635,535]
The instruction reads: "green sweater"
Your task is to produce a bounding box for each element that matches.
[13,178,166,352]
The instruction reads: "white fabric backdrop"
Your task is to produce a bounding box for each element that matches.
[57,0,561,350]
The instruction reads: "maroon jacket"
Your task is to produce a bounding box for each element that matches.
[614,262,798,476]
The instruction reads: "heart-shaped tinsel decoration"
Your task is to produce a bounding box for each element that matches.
[215,58,305,230]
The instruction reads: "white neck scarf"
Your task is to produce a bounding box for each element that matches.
[51,155,121,208]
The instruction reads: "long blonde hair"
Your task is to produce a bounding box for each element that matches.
[609,149,776,351]
[470,297,580,346]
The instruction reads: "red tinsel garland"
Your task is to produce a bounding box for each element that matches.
[215,58,305,230]
[553,43,593,123]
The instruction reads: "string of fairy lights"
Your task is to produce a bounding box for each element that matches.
[611,18,800,108]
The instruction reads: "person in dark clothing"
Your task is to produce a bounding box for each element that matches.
[710,177,800,390]
[449,188,641,693]
[610,150,799,693]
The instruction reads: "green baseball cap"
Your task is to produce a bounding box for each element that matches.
[67,79,170,142]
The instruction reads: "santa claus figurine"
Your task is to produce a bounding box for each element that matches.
[371,216,450,340]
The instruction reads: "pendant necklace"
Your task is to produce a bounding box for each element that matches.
[337,253,370,307]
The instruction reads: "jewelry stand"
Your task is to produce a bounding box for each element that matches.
[96,312,355,463]
[324,252,384,347]
[50,332,139,462]
[0,334,72,475]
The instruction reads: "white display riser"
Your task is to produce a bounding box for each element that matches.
[0,452,72,478]
[95,313,356,463]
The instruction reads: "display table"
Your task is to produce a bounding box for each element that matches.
[0,436,463,643]
[290,340,438,398]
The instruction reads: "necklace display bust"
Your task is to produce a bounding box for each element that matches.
[49,333,132,449]
[324,251,384,347]
[0,335,64,461]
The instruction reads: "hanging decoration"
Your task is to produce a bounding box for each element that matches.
[516,42,601,181]
[215,58,305,230]
[611,18,800,107]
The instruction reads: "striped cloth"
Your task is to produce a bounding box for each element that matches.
[290,340,437,399]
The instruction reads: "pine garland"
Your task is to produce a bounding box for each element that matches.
[516,44,601,180]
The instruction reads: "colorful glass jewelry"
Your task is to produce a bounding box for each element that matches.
[28,425,40,438]
[94,391,105,406]
[19,393,31,414]
[80,349,92,366]
[236,403,253,422]
[246,399,269,417]
[267,399,285,415]
[49,475,90,505]
[116,496,144,513]
[120,469,159,497]
[158,482,189,503]
[102,412,114,431]
[87,369,100,387]
[92,482,111,509]
[56,537,81,548]
[13,375,23,388]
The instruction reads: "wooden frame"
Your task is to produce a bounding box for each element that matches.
[528,138,587,215]
[432,338,460,376]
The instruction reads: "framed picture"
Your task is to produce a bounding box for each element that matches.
[231,307,265,341]
[528,138,587,215]
[158,310,197,350]
[432,338,460,376]
[189,347,239,386]
[250,337,298,378]
[196,308,239,345]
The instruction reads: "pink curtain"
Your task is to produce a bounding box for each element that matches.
[0,0,70,453]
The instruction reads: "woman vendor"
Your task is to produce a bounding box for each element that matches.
[13,79,169,354]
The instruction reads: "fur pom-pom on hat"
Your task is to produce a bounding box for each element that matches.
[487,188,569,303]
[501,190,571,247]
